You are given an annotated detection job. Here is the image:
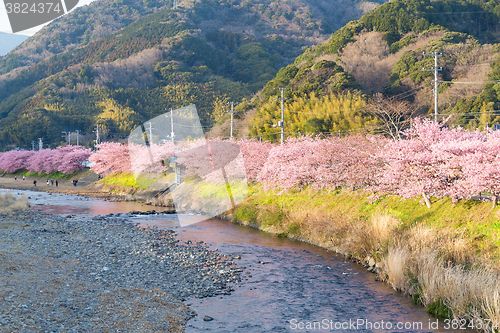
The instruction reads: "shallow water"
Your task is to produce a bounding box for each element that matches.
[1,189,472,332]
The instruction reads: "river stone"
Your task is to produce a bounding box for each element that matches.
[203,316,214,321]
[368,257,376,267]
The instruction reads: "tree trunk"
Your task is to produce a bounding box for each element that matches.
[491,195,498,211]
[422,192,431,208]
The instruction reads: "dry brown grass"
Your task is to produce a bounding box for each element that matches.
[382,246,410,292]
[377,230,500,329]
[292,209,500,326]
[371,213,399,245]
[279,205,376,257]
[286,209,497,322]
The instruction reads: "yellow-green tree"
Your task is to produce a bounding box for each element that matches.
[249,92,379,141]
[97,99,140,134]
[211,96,231,123]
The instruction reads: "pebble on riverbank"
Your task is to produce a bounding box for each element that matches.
[0,210,242,332]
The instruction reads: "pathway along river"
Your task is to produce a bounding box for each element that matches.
[2,189,470,333]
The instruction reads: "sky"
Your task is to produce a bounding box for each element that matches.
[0,0,97,36]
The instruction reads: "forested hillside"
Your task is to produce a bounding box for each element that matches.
[0,0,384,149]
[250,0,500,140]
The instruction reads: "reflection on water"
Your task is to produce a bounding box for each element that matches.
[0,188,471,332]
[1,189,171,216]
[174,220,465,333]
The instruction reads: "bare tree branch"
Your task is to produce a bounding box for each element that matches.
[367,94,418,140]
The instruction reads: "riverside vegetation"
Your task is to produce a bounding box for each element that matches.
[91,120,500,328]
[4,0,500,329]
[2,118,499,327]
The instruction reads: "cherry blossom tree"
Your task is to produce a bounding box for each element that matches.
[0,150,35,173]
[257,135,386,191]
[89,142,132,175]
[237,139,274,183]
[26,149,58,174]
[373,118,487,207]
[457,130,500,208]
[55,146,92,174]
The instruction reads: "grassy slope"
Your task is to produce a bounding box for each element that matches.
[227,185,500,256]
[223,185,500,321]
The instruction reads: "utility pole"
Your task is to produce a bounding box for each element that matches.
[278,87,286,144]
[38,138,43,151]
[173,0,177,8]
[94,124,100,146]
[423,51,442,122]
[145,122,153,142]
[166,108,175,144]
[75,130,80,146]
[62,131,71,145]
[62,131,67,145]
[227,102,238,139]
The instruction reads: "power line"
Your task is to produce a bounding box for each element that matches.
[441,80,500,84]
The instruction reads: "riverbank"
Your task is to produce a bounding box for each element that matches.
[0,199,242,332]
[222,185,500,326]
[0,171,174,206]
[3,171,500,327]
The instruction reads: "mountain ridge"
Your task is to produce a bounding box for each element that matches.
[0,0,384,149]
[247,0,500,139]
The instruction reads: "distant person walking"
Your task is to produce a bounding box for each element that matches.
[23,175,25,180]
[55,180,58,187]
[33,180,37,187]
[14,176,17,180]
[51,179,54,185]
[47,180,50,185]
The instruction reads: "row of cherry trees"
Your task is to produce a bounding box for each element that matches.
[3,119,500,206]
[82,119,500,206]
[250,118,500,206]
[0,146,92,174]
[376,118,500,207]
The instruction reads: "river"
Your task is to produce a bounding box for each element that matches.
[1,189,468,332]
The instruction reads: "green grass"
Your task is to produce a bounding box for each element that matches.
[99,172,162,189]
[183,178,249,200]
[9,169,78,179]
[230,185,500,258]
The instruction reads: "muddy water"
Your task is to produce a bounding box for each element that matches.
[1,189,470,332]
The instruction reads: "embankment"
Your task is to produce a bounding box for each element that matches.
[3,170,500,326]
[221,185,500,326]
[0,171,174,206]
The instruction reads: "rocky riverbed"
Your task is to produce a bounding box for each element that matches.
[0,209,242,332]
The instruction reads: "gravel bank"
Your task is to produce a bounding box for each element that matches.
[0,210,242,332]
